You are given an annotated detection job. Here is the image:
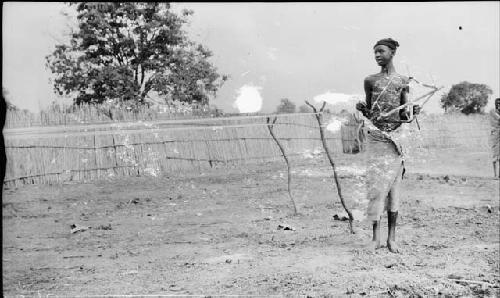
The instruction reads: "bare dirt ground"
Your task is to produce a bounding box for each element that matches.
[2,153,499,297]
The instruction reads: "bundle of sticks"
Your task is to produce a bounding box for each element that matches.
[377,77,444,129]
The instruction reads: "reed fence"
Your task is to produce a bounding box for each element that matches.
[4,102,218,129]
[3,113,492,187]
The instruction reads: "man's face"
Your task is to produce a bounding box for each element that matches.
[374,45,394,66]
[496,101,500,112]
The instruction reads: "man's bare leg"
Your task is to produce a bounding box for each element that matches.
[387,167,402,253]
[387,210,400,253]
[370,218,382,250]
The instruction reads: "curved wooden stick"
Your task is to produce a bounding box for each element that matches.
[266,116,298,215]
[378,87,443,119]
[305,101,355,233]
[378,81,444,119]
[374,76,443,126]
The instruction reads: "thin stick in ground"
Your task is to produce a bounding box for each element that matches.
[266,116,298,215]
[305,100,355,234]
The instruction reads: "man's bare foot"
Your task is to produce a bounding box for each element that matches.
[387,240,400,253]
[366,240,382,251]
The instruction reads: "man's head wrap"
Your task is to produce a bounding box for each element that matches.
[373,38,399,51]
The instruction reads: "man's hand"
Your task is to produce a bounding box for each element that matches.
[356,101,366,112]
[413,105,421,115]
[399,105,421,121]
[356,102,371,118]
[399,109,410,121]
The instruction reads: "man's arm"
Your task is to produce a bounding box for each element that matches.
[399,79,421,120]
[356,77,372,117]
[364,77,372,110]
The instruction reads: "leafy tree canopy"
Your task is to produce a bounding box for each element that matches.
[440,81,492,115]
[2,87,19,111]
[46,2,227,107]
[298,104,312,113]
[275,98,296,114]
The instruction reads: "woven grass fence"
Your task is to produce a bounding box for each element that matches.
[3,113,492,187]
[4,114,328,187]
[4,103,217,129]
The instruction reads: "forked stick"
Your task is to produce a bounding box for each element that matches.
[266,116,298,215]
[305,101,355,233]
[378,86,443,119]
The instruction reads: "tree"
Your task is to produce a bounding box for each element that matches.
[275,98,296,114]
[440,81,492,114]
[45,2,227,107]
[298,104,312,113]
[2,87,18,111]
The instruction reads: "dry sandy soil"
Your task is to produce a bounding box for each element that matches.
[2,152,499,297]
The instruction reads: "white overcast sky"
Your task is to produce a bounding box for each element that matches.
[2,2,499,113]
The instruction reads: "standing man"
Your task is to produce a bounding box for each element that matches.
[356,38,420,253]
[490,98,500,178]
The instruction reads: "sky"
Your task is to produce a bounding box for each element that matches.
[2,2,499,114]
